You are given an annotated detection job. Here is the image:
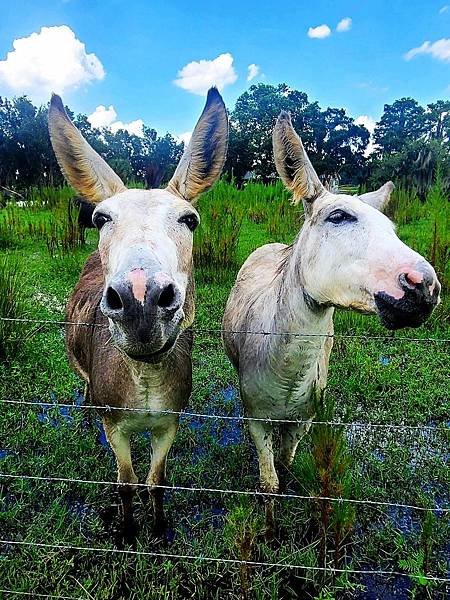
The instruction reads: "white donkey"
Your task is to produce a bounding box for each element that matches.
[222,112,441,534]
[49,88,228,536]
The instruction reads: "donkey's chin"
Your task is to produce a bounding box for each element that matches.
[374,291,434,330]
[110,325,181,364]
[126,335,178,364]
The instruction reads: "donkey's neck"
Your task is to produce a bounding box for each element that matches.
[248,240,334,410]
[274,239,334,339]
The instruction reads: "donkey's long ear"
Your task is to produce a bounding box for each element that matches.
[48,94,126,203]
[359,181,394,213]
[167,87,228,203]
[273,111,324,209]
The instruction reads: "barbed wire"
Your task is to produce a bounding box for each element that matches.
[1,539,448,583]
[0,316,449,343]
[2,398,447,432]
[1,472,447,513]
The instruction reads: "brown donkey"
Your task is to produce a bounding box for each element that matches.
[222,112,441,536]
[48,88,228,534]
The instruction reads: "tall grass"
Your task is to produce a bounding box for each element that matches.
[427,164,449,288]
[387,186,424,225]
[193,180,301,282]
[0,210,19,249]
[0,255,26,361]
[26,185,75,210]
[44,199,87,256]
[387,167,449,290]
[238,181,301,242]
[194,182,243,280]
[0,187,87,256]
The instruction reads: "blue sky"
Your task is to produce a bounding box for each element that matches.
[0,0,449,139]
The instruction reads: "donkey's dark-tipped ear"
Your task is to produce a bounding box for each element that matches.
[273,111,324,208]
[48,93,126,203]
[359,181,394,213]
[167,87,228,203]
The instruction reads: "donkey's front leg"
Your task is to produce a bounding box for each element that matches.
[248,420,279,540]
[103,418,138,541]
[146,418,178,535]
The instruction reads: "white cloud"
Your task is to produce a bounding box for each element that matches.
[174,53,237,96]
[404,39,450,62]
[307,24,331,39]
[110,119,144,137]
[88,105,144,137]
[355,115,376,133]
[87,105,117,128]
[439,5,449,14]
[355,115,377,156]
[176,131,192,145]
[247,63,260,81]
[0,25,104,99]
[336,17,352,33]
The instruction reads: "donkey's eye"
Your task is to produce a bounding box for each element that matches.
[326,210,357,225]
[93,213,111,230]
[178,213,199,232]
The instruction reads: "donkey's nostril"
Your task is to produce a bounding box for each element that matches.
[399,272,422,291]
[157,284,176,309]
[105,286,123,311]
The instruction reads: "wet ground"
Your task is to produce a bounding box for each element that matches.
[1,383,448,599]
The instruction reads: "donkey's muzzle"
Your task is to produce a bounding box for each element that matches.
[103,275,182,322]
[375,268,440,330]
[100,269,184,359]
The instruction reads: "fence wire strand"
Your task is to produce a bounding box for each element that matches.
[1,472,447,513]
[1,539,449,583]
[0,315,449,343]
[2,398,447,432]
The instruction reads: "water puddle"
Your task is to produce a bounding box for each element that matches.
[181,384,243,451]
[357,572,411,600]
[36,390,84,426]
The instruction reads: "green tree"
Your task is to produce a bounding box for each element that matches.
[226,83,369,184]
[424,100,450,143]
[374,98,426,154]
[145,133,184,188]
[0,96,61,188]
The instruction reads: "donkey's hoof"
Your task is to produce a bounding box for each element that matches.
[114,515,139,549]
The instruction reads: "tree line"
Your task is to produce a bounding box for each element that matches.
[0,84,449,194]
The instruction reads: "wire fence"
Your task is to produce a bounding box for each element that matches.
[3,397,448,431]
[1,314,449,594]
[1,472,448,513]
[1,315,450,343]
[1,539,449,583]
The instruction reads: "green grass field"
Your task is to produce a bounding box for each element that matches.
[0,182,448,599]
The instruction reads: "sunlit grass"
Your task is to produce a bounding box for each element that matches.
[0,180,448,598]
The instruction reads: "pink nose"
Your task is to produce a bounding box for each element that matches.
[398,266,440,301]
[402,270,423,288]
[127,268,147,304]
